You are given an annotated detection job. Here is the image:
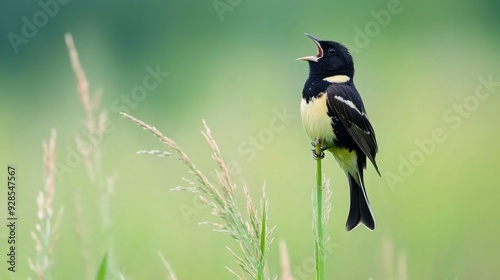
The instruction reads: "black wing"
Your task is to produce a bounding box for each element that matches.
[327,83,380,175]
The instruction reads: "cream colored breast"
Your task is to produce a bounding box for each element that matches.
[300,94,336,142]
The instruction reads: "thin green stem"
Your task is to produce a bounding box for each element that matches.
[315,140,325,280]
[257,203,266,280]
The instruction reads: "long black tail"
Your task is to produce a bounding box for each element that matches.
[346,171,375,231]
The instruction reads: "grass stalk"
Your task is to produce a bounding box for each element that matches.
[122,112,274,279]
[65,33,117,278]
[257,202,266,280]
[314,140,325,280]
[28,130,63,280]
[279,241,292,280]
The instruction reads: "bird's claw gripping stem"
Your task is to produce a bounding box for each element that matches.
[312,149,325,160]
[311,140,328,160]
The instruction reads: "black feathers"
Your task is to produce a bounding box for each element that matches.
[326,83,380,175]
[299,34,380,231]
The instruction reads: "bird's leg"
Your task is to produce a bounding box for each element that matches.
[311,139,329,160]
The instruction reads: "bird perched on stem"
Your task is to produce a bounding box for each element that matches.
[298,33,380,231]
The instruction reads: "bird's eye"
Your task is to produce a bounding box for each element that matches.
[328,48,336,55]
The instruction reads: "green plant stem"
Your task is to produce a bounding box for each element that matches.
[257,203,266,280]
[315,140,325,280]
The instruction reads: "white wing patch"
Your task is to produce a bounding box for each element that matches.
[333,95,365,116]
[333,95,372,135]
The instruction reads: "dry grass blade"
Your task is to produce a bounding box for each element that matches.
[279,241,292,280]
[121,112,274,279]
[119,112,220,199]
[65,33,92,125]
[202,119,234,195]
[158,251,178,280]
[66,32,116,279]
[29,129,63,280]
[322,177,332,244]
[397,252,407,280]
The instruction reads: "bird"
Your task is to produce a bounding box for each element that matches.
[298,33,380,231]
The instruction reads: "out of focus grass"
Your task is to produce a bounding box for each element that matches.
[1,0,500,279]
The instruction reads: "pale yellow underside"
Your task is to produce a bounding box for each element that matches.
[301,94,335,143]
[301,93,359,178]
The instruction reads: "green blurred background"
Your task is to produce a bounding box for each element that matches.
[1,0,500,279]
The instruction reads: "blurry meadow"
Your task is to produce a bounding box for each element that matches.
[1,0,500,279]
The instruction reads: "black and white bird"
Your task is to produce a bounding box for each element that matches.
[298,34,380,231]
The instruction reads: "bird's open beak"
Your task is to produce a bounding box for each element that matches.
[297,33,323,62]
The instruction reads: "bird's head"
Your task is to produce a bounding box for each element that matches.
[297,34,354,79]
